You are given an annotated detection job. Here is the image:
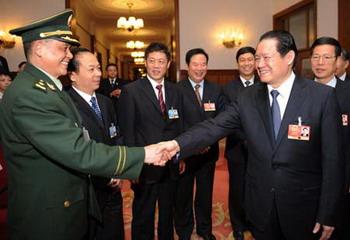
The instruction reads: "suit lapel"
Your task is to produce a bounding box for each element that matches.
[140,78,163,115]
[68,89,104,128]
[97,95,110,128]
[164,81,173,112]
[274,77,307,150]
[255,83,275,148]
[183,80,203,115]
[202,80,211,103]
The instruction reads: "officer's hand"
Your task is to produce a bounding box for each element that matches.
[313,222,334,240]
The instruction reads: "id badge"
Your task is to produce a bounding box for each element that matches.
[288,124,310,141]
[342,114,348,126]
[204,102,216,111]
[168,108,179,119]
[83,127,90,141]
[109,123,117,138]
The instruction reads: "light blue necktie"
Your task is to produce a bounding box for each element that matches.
[271,90,281,139]
[90,96,103,122]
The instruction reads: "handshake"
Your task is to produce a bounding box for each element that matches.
[143,140,181,166]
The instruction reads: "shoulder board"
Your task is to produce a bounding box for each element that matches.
[33,79,47,92]
[46,82,56,91]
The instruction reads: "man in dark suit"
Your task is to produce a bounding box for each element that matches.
[0,10,171,240]
[223,46,259,240]
[97,63,128,112]
[0,55,9,74]
[118,42,183,240]
[163,30,344,240]
[66,48,125,240]
[335,48,350,82]
[174,48,224,240]
[310,37,350,240]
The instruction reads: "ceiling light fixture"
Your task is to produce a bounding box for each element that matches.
[0,30,16,48]
[131,51,145,58]
[117,2,144,32]
[134,57,145,64]
[126,40,144,49]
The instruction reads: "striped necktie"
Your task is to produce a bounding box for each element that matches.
[90,96,103,122]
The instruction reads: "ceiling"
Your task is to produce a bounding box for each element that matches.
[73,0,175,59]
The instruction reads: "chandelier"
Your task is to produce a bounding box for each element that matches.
[126,40,144,49]
[131,51,145,58]
[134,57,145,64]
[117,2,144,32]
[0,30,16,49]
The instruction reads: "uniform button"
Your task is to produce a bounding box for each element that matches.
[64,200,71,208]
[270,188,275,192]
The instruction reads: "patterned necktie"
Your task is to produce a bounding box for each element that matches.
[194,84,202,106]
[271,90,281,139]
[90,96,103,122]
[156,84,166,115]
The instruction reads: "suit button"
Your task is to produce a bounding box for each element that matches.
[270,188,275,192]
[64,200,71,208]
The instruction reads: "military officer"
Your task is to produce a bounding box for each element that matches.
[0,9,169,240]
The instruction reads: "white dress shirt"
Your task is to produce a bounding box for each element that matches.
[315,75,337,88]
[240,75,255,87]
[147,74,166,102]
[72,86,98,107]
[339,73,347,81]
[188,78,204,99]
[267,72,295,119]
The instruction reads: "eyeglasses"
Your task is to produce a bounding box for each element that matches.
[311,55,336,63]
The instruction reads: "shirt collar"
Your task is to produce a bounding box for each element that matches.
[35,66,63,91]
[72,86,97,105]
[239,75,255,86]
[147,74,164,89]
[339,73,346,81]
[315,75,337,88]
[188,78,204,89]
[267,71,295,99]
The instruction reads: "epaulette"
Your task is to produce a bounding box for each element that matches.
[33,79,47,92]
[33,80,57,92]
[46,82,56,91]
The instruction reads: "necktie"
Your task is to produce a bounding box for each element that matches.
[194,84,202,106]
[90,96,103,122]
[271,90,281,139]
[245,81,251,87]
[156,84,166,115]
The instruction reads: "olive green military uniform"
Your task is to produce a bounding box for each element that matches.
[0,9,145,240]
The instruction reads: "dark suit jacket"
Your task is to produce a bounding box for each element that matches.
[97,78,129,97]
[0,55,9,74]
[176,76,344,230]
[335,79,350,192]
[223,77,259,162]
[177,79,225,167]
[67,88,122,190]
[0,63,144,239]
[118,77,183,183]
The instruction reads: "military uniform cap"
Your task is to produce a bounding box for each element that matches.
[10,9,80,46]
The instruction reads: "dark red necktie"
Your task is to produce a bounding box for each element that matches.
[156,84,166,115]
